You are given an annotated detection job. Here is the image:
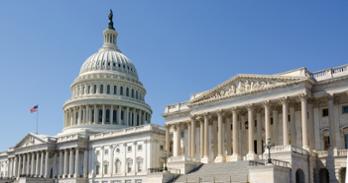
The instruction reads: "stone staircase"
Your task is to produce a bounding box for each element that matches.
[172,161,253,183]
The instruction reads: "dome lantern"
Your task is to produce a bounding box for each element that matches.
[102,9,118,51]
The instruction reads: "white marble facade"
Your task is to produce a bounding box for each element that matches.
[0,12,165,183]
[164,65,348,183]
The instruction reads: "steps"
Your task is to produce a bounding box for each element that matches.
[173,161,253,183]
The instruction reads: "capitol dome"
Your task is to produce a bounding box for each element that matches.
[62,10,152,134]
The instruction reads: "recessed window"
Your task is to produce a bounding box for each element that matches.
[160,145,164,151]
[107,85,110,94]
[105,149,109,155]
[137,145,142,151]
[126,88,129,97]
[342,106,348,114]
[113,86,117,95]
[270,118,273,125]
[128,146,132,152]
[93,85,97,94]
[100,85,104,94]
[322,108,329,117]
[120,87,123,95]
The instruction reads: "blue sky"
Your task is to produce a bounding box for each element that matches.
[0,1,347,150]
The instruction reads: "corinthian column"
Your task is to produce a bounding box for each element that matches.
[281,98,289,146]
[199,120,204,158]
[215,110,225,162]
[75,149,79,178]
[191,118,196,159]
[201,114,209,163]
[187,123,191,159]
[264,101,271,143]
[247,105,256,160]
[300,95,309,150]
[165,125,170,153]
[231,109,240,161]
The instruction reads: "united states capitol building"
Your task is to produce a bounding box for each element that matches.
[0,11,348,183]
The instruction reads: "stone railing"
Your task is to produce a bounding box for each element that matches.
[57,134,80,143]
[312,64,348,81]
[164,102,189,114]
[90,124,163,141]
[315,148,347,158]
[268,145,308,156]
[316,150,328,158]
[148,167,181,174]
[335,148,347,157]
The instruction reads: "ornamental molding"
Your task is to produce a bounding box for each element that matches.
[190,74,311,106]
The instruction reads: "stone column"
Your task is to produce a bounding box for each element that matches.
[75,149,79,178]
[201,114,209,163]
[281,98,289,146]
[63,149,68,177]
[165,125,170,153]
[231,109,240,161]
[59,151,63,177]
[44,151,49,178]
[17,155,22,176]
[110,105,114,124]
[191,119,196,159]
[215,110,225,162]
[200,120,204,158]
[125,107,129,126]
[83,149,88,178]
[256,112,262,154]
[31,153,35,176]
[174,124,181,157]
[247,106,256,160]
[69,149,74,177]
[26,153,30,175]
[187,123,191,158]
[8,158,11,178]
[40,151,44,177]
[35,152,39,177]
[102,105,106,125]
[14,156,18,177]
[328,95,336,148]
[264,102,271,143]
[300,95,309,150]
[94,105,98,124]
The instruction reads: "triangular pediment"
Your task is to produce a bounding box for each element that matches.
[14,133,48,148]
[190,74,308,104]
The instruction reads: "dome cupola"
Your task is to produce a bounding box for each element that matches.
[62,10,152,134]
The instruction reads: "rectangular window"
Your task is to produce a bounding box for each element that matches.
[345,134,348,148]
[324,136,330,150]
[342,106,348,114]
[138,145,142,151]
[288,115,291,122]
[322,108,329,117]
[96,165,100,175]
[93,85,97,94]
[113,110,117,124]
[100,85,104,94]
[98,110,103,123]
[105,110,110,124]
[128,146,132,152]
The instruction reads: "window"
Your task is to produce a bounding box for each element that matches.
[104,149,109,156]
[160,145,164,151]
[288,115,291,122]
[137,145,142,151]
[105,109,110,123]
[103,161,109,174]
[323,135,330,150]
[91,110,95,123]
[96,164,100,175]
[322,108,329,117]
[128,146,132,152]
[100,85,104,94]
[345,134,348,149]
[127,159,133,173]
[93,85,97,94]
[120,86,123,95]
[98,110,103,123]
[343,106,348,114]
[270,118,273,125]
[136,157,143,172]
[113,110,117,124]
[131,89,134,98]
[115,159,121,174]
[113,86,117,95]
[126,88,129,97]
[107,85,110,94]
[87,85,90,94]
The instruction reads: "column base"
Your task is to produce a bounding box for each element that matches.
[229,154,241,162]
[214,155,225,163]
[246,153,257,160]
[201,156,209,164]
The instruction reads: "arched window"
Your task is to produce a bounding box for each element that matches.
[93,85,97,94]
[107,85,110,94]
[99,85,104,94]
[113,86,117,95]
[126,87,129,97]
[296,169,305,183]
[136,157,144,172]
[131,89,134,98]
[126,158,133,173]
[115,159,121,174]
[120,86,123,95]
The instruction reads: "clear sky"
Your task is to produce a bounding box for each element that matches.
[0,1,347,150]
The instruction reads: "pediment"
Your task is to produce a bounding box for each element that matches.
[15,133,47,148]
[190,74,308,104]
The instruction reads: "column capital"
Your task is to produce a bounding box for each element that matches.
[280,97,288,104]
[216,109,224,116]
[246,104,255,111]
[298,93,308,101]
[263,100,271,107]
